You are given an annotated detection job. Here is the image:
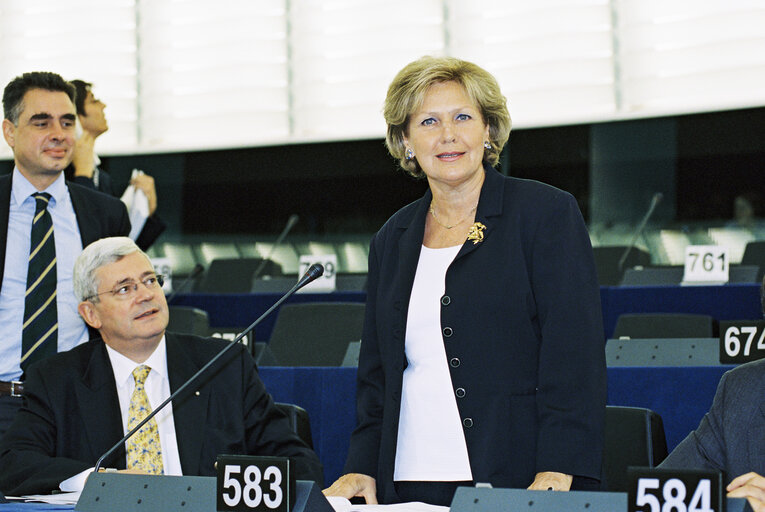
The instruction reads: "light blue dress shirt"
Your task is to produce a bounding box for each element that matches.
[0,169,87,381]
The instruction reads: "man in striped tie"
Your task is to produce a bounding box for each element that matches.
[0,72,131,436]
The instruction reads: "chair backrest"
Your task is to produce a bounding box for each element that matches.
[605,338,721,366]
[602,406,668,492]
[620,266,683,286]
[341,341,361,367]
[196,258,283,293]
[167,306,210,336]
[268,303,365,366]
[593,246,651,286]
[613,313,717,339]
[274,402,313,449]
[621,265,759,286]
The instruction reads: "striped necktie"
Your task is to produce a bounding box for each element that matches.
[21,192,57,370]
[126,365,164,475]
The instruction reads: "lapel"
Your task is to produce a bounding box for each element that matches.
[0,173,11,289]
[748,383,765,473]
[454,165,505,262]
[165,332,211,476]
[392,191,430,360]
[74,341,126,468]
[67,182,97,247]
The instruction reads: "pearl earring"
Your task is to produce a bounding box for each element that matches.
[405,148,415,160]
[484,141,491,150]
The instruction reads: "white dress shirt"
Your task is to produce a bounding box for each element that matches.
[0,168,87,381]
[394,244,473,481]
[60,336,182,491]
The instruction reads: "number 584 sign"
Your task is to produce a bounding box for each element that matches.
[628,468,723,512]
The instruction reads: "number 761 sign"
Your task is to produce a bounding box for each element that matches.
[683,246,729,284]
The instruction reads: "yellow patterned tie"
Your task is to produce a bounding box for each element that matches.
[126,365,164,475]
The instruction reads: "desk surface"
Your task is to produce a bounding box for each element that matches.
[0,503,72,511]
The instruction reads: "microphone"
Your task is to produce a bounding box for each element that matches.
[164,263,204,304]
[92,263,324,473]
[618,192,663,272]
[253,214,299,280]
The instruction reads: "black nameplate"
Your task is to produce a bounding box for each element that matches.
[720,320,765,364]
[628,467,724,512]
[217,455,294,512]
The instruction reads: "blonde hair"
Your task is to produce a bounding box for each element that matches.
[383,56,512,178]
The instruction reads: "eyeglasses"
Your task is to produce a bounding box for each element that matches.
[85,274,165,301]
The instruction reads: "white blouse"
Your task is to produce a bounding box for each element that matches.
[393,244,473,481]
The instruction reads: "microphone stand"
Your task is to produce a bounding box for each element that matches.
[93,263,324,473]
[165,263,204,304]
[618,193,663,272]
[253,214,299,281]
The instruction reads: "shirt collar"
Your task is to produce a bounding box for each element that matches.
[11,167,68,207]
[106,335,169,389]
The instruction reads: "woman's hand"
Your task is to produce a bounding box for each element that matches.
[323,473,378,504]
[527,471,573,491]
[727,472,765,512]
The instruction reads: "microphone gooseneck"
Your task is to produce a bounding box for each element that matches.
[253,214,299,281]
[618,192,663,272]
[93,263,324,473]
[165,263,204,304]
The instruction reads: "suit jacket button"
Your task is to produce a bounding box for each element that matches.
[463,417,473,428]
[443,327,453,337]
[455,387,466,398]
[450,357,460,368]
[441,295,451,306]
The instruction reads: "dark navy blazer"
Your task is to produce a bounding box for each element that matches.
[344,167,607,503]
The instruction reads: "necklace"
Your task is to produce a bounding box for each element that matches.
[429,201,478,230]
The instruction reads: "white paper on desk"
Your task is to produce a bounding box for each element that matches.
[326,496,448,512]
[121,169,149,241]
[17,491,80,504]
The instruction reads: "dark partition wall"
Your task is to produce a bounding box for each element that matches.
[2,106,765,237]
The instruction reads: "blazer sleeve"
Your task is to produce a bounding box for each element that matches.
[343,234,384,478]
[660,371,730,473]
[0,364,92,495]
[530,192,607,480]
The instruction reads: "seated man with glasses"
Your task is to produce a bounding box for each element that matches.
[0,237,323,496]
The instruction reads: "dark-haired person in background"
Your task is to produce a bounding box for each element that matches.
[324,56,606,506]
[0,237,323,496]
[0,71,130,436]
[66,79,165,251]
[659,276,765,512]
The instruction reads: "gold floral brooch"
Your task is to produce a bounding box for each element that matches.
[467,222,486,244]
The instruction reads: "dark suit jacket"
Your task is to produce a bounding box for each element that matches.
[69,170,166,251]
[0,172,131,293]
[344,167,606,503]
[0,332,323,495]
[660,358,765,481]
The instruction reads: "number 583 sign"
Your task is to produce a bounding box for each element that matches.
[217,455,295,512]
[628,468,724,512]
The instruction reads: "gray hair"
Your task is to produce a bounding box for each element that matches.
[73,237,147,302]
